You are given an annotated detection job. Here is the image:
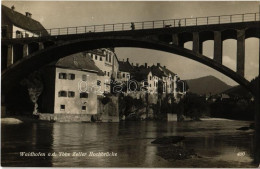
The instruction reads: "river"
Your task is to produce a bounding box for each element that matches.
[1,119,255,167]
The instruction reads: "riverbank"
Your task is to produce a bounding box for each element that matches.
[1,115,39,124]
[1,114,243,124]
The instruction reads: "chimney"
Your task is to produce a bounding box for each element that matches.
[131,63,134,66]
[127,58,129,62]
[164,65,166,68]
[136,63,139,67]
[145,63,147,68]
[25,12,32,18]
[157,63,160,67]
[123,59,124,62]
[11,5,15,11]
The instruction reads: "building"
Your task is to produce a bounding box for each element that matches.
[40,53,103,115]
[86,48,119,94]
[118,58,133,82]
[1,5,49,70]
[158,64,178,98]
[130,61,183,101]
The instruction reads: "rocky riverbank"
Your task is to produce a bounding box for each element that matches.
[151,136,200,161]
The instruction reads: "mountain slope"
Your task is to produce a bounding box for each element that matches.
[185,75,232,95]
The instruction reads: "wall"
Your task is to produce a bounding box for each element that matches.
[38,113,92,122]
[12,25,39,38]
[89,49,119,94]
[54,67,98,114]
[97,95,119,122]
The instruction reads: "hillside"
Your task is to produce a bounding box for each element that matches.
[185,75,232,95]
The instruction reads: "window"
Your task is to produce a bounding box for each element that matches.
[68,91,75,97]
[58,91,67,97]
[60,105,65,110]
[97,80,101,86]
[82,106,86,111]
[100,56,102,61]
[16,30,23,38]
[80,92,88,98]
[95,55,97,60]
[109,54,111,62]
[122,73,125,78]
[150,76,152,80]
[149,84,151,87]
[106,55,108,61]
[107,72,110,77]
[68,73,75,80]
[59,73,67,79]
[104,71,106,75]
[82,75,87,81]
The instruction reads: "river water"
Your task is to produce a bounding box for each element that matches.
[1,119,255,167]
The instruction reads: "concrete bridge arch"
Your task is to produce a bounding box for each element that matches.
[1,36,254,95]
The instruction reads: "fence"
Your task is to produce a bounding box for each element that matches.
[5,12,260,39]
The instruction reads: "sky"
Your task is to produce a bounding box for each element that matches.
[2,1,259,86]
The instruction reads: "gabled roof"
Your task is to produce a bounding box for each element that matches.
[159,65,176,77]
[50,53,104,75]
[132,65,152,82]
[2,5,48,36]
[118,60,133,72]
[150,65,167,78]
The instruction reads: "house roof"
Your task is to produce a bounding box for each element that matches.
[159,65,176,76]
[132,66,151,81]
[150,65,167,78]
[2,5,48,36]
[50,53,104,75]
[118,60,133,72]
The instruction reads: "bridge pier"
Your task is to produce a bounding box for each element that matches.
[192,32,203,54]
[13,44,23,64]
[23,44,28,57]
[39,42,44,50]
[214,31,222,64]
[7,45,13,66]
[236,29,245,77]
[172,34,179,45]
[255,94,260,165]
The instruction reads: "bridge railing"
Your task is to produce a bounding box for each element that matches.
[4,12,260,39]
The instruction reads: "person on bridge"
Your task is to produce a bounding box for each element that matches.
[131,22,135,30]
[178,20,181,27]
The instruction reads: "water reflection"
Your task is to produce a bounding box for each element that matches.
[1,120,254,167]
[1,123,53,167]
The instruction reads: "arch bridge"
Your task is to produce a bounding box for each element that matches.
[1,12,260,95]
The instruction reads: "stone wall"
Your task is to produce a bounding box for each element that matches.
[38,113,92,122]
[97,95,119,122]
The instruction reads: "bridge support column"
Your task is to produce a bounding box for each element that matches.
[193,32,202,54]
[236,29,245,77]
[39,42,44,50]
[172,34,179,45]
[7,45,13,66]
[214,31,222,64]
[23,44,28,57]
[255,93,260,165]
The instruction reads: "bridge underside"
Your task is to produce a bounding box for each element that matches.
[2,21,260,95]
[1,37,253,95]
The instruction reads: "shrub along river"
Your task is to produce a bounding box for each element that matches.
[1,119,256,167]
